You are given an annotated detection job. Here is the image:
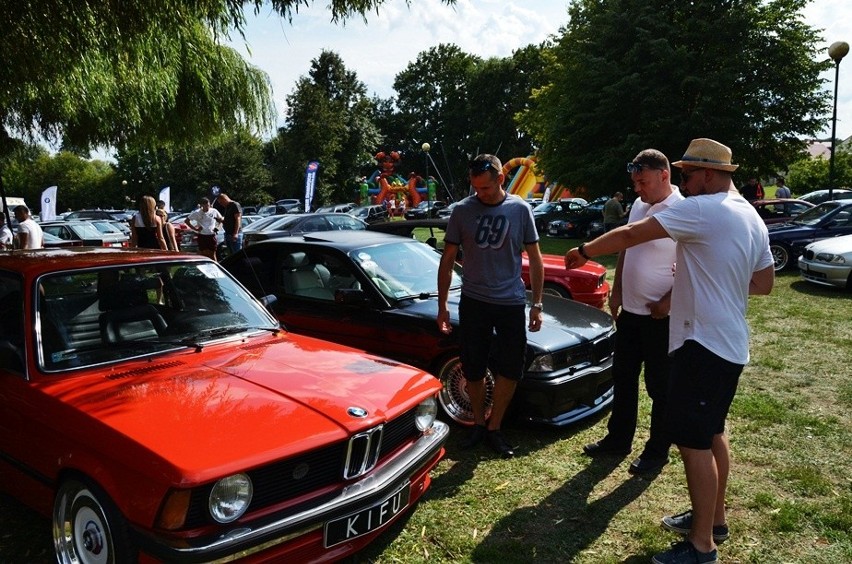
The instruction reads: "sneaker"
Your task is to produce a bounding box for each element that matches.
[628,455,669,475]
[461,424,486,449]
[652,540,718,564]
[661,510,729,543]
[582,439,631,457]
[485,429,515,458]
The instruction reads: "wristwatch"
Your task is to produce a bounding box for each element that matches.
[531,302,544,311]
[578,243,591,260]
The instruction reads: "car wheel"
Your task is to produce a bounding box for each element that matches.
[543,282,571,300]
[770,244,791,271]
[435,355,494,426]
[53,478,135,564]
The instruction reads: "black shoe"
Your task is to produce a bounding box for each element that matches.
[486,430,515,458]
[461,424,487,449]
[628,455,669,475]
[662,510,730,543]
[582,439,631,457]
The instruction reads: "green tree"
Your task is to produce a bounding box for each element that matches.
[519,0,830,197]
[267,50,381,205]
[787,146,852,194]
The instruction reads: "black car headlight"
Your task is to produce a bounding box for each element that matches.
[528,353,554,373]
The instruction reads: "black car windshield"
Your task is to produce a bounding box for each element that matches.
[350,241,462,299]
[792,201,844,226]
[37,260,279,372]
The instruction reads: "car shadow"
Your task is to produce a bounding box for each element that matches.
[789,279,852,300]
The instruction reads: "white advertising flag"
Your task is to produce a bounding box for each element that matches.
[158,186,171,212]
[40,185,58,222]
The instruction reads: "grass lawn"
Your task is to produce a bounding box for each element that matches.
[2,235,850,563]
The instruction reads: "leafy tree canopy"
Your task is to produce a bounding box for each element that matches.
[519,0,831,197]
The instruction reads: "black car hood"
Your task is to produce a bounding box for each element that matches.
[395,291,613,350]
[767,222,813,237]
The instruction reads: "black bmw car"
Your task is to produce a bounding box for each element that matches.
[767,198,852,271]
[222,230,615,427]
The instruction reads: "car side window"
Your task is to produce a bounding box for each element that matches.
[0,272,25,374]
[831,210,852,228]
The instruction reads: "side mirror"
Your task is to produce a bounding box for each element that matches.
[260,294,278,308]
[335,288,369,305]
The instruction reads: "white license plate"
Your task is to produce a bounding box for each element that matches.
[548,227,557,235]
[324,483,409,547]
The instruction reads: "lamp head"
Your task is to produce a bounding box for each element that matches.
[422,142,431,152]
[829,41,849,63]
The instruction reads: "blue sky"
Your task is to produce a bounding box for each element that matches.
[228,0,852,141]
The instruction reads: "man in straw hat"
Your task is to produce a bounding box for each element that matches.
[565,138,774,564]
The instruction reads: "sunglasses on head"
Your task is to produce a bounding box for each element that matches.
[469,160,495,173]
[626,162,661,174]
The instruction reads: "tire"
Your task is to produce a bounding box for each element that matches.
[435,355,494,426]
[543,281,571,300]
[53,478,135,564]
[770,244,791,271]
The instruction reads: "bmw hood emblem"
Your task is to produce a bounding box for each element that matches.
[347,406,368,418]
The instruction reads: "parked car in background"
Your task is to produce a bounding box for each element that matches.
[751,198,814,225]
[350,204,390,224]
[368,218,609,309]
[0,248,447,562]
[243,212,367,247]
[64,209,133,222]
[798,233,852,290]
[41,231,81,248]
[316,202,356,214]
[404,200,448,220]
[91,218,132,238]
[40,220,129,248]
[222,231,615,427]
[435,201,459,219]
[532,199,587,232]
[546,198,610,239]
[767,199,852,270]
[797,189,852,205]
[258,201,303,216]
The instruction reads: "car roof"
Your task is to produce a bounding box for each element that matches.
[0,248,197,278]
[239,229,413,252]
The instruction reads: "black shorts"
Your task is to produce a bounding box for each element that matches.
[666,340,744,449]
[197,234,217,253]
[458,294,527,382]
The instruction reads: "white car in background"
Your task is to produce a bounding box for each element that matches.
[798,234,852,290]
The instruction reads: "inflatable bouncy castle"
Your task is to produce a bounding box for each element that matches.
[502,156,579,202]
[362,151,434,208]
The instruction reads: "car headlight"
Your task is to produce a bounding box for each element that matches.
[414,396,438,431]
[816,252,846,264]
[209,473,253,523]
[528,353,554,373]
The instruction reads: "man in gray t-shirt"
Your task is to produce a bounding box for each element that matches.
[437,154,544,458]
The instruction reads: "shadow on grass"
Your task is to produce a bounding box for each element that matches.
[469,454,657,563]
[788,278,852,300]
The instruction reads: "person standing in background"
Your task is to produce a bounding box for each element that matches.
[186,198,223,260]
[216,193,243,256]
[14,205,44,249]
[0,211,13,249]
[130,196,167,250]
[774,177,791,199]
[603,191,626,232]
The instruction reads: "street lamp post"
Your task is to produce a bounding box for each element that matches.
[828,41,849,201]
[422,142,431,209]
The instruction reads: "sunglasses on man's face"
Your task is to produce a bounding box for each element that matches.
[626,162,662,174]
[469,160,495,173]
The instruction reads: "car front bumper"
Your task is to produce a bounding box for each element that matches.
[133,421,449,563]
[798,257,851,288]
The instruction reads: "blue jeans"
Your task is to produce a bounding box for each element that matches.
[225,232,243,255]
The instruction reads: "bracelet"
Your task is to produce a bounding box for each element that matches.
[578,243,591,260]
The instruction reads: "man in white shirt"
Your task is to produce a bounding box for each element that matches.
[566,138,774,564]
[14,205,44,249]
[186,198,223,260]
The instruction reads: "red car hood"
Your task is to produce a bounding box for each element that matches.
[38,333,438,484]
[523,252,606,278]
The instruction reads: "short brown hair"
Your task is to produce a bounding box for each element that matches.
[632,149,670,173]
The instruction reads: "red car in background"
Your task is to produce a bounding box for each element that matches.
[369,219,610,309]
[0,248,447,562]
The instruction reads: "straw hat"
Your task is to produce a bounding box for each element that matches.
[671,138,739,172]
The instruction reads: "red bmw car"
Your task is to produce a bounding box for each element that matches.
[0,248,447,562]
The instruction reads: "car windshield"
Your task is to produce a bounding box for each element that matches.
[37,260,279,372]
[791,201,844,226]
[535,202,559,213]
[349,241,462,299]
[244,215,286,233]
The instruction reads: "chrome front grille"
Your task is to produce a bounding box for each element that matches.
[344,425,384,479]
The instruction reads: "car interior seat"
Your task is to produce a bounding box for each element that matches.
[281,252,333,300]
